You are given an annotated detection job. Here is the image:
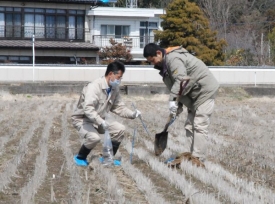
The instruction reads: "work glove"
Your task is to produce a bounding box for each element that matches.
[133,109,141,118]
[169,101,178,117]
[101,120,109,130]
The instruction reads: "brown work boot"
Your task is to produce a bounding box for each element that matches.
[167,152,205,168]
[167,152,192,168]
[190,157,205,168]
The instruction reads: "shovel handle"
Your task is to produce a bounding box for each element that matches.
[163,115,174,132]
[164,78,190,132]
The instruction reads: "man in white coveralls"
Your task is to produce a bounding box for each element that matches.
[72,61,141,166]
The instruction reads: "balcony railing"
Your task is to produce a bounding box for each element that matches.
[92,35,157,49]
[0,25,84,40]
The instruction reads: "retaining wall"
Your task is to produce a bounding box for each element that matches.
[1,65,275,85]
[1,82,275,97]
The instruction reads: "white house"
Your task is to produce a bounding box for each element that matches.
[88,7,165,61]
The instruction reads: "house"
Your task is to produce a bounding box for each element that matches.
[88,7,164,61]
[0,0,164,64]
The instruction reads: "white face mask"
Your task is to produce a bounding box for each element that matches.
[110,79,121,87]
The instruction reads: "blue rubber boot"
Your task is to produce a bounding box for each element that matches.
[99,157,121,166]
[74,145,91,166]
[74,155,88,166]
[112,141,121,166]
[113,159,121,166]
[99,157,104,163]
[164,157,175,164]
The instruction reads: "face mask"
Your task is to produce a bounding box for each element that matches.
[110,79,121,87]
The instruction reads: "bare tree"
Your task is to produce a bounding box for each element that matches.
[197,0,238,41]
[197,0,275,65]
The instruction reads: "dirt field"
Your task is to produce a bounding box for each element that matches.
[0,88,275,204]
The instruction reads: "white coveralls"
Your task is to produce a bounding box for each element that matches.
[71,77,135,149]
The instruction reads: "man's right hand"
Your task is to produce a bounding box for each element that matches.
[169,101,178,117]
[133,109,141,118]
[101,120,109,130]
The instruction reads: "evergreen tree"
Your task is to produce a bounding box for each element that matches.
[154,0,227,65]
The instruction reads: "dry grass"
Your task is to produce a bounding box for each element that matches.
[0,89,275,204]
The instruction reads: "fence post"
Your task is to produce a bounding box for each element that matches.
[254,71,257,87]
[32,35,35,82]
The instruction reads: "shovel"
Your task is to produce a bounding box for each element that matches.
[154,114,176,156]
[154,77,190,156]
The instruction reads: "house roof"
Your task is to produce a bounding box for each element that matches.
[88,7,165,17]
[2,0,117,4]
[0,40,99,50]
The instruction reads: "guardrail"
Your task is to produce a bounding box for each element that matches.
[92,35,156,49]
[0,25,84,40]
[1,65,275,86]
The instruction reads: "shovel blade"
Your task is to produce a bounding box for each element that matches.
[154,131,168,156]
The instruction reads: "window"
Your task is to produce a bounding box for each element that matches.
[149,22,157,27]
[9,56,19,61]
[0,7,22,38]
[0,56,7,61]
[0,7,84,41]
[140,21,158,29]
[46,15,55,39]
[24,14,45,38]
[0,13,4,37]
[139,21,158,48]
[20,56,30,61]
[101,25,130,38]
[0,56,30,63]
[68,16,75,39]
[76,16,84,40]
[56,16,66,39]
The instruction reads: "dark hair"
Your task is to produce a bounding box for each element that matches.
[105,61,125,76]
[143,43,162,58]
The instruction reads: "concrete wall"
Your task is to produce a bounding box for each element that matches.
[1,65,275,85]
[211,68,275,85]
[1,82,275,97]
[1,65,275,96]
[0,65,275,85]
